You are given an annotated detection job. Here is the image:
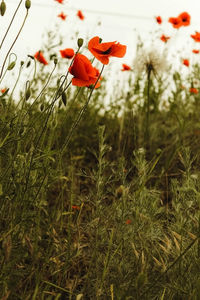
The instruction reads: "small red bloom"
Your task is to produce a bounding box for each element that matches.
[126,219,132,225]
[183,59,189,67]
[178,12,190,26]
[160,34,170,43]
[58,12,67,20]
[191,32,200,42]
[88,36,126,65]
[1,88,7,93]
[72,205,80,210]
[190,87,198,94]
[77,10,84,20]
[60,48,75,59]
[192,49,199,54]
[168,17,182,29]
[156,16,162,24]
[34,51,48,65]
[68,53,101,88]
[121,63,131,71]
[55,0,64,3]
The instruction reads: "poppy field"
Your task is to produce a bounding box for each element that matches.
[1,1,200,299]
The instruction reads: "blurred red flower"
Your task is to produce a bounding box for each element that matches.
[72,205,80,210]
[88,36,126,65]
[190,87,198,94]
[183,59,189,67]
[68,53,101,88]
[191,32,200,42]
[55,0,64,3]
[60,48,75,59]
[58,12,66,20]
[156,16,162,24]
[178,12,190,26]
[126,219,132,225]
[160,34,170,43]
[77,10,84,20]
[121,63,131,71]
[1,88,7,93]
[168,17,182,29]
[192,49,199,54]
[34,51,48,65]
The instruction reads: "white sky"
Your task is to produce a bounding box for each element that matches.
[1,0,200,95]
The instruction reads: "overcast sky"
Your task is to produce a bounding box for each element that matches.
[1,0,200,92]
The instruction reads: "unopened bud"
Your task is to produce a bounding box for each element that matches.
[25,88,31,100]
[0,1,6,16]
[7,61,16,71]
[77,38,83,48]
[25,0,31,9]
[54,58,58,65]
[61,92,67,106]
[20,61,24,67]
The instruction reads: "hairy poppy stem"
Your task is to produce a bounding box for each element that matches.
[60,65,105,155]
[0,8,29,80]
[145,68,151,151]
[0,0,23,50]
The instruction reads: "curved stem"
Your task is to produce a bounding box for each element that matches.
[0,9,29,80]
[0,0,23,49]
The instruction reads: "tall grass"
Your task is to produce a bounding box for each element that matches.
[0,2,200,299]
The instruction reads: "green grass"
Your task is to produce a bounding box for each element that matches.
[1,10,200,298]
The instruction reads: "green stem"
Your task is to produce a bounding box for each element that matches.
[0,8,29,80]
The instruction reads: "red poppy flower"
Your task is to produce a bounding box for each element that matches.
[190,87,198,94]
[183,59,189,67]
[160,34,170,43]
[34,51,48,65]
[60,48,75,59]
[121,63,131,71]
[58,12,67,20]
[88,36,126,65]
[178,12,190,26]
[55,0,64,3]
[192,49,199,54]
[1,88,7,93]
[77,10,84,20]
[68,53,101,88]
[191,32,200,42]
[72,205,80,210]
[168,17,182,29]
[156,16,162,24]
[126,219,132,225]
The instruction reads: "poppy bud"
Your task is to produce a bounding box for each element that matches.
[54,58,58,65]
[77,38,83,48]
[20,61,24,66]
[27,55,34,60]
[26,60,31,68]
[61,92,67,106]
[40,103,44,111]
[25,87,31,100]
[0,1,6,16]
[7,61,16,70]
[25,0,31,9]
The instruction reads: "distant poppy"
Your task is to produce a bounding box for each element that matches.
[34,51,48,65]
[126,219,132,225]
[88,36,126,65]
[168,17,182,29]
[121,63,131,71]
[55,0,64,3]
[183,59,189,67]
[191,32,200,42]
[178,12,190,26]
[77,10,84,20]
[72,205,80,210]
[160,34,170,43]
[68,53,101,88]
[190,87,198,94]
[60,48,74,59]
[156,16,162,24]
[1,88,7,93]
[58,12,67,20]
[192,49,199,54]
